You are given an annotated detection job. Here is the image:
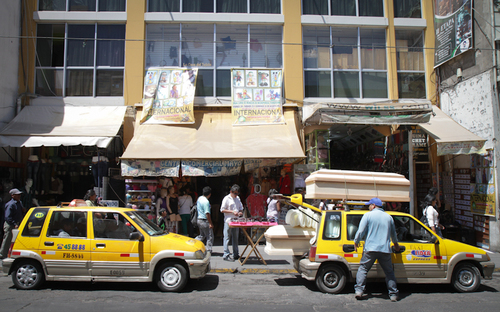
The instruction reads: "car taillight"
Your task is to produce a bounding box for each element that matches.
[7,242,15,258]
[309,246,317,262]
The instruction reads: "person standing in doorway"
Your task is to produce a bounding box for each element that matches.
[278,168,291,195]
[0,189,24,259]
[354,197,400,302]
[220,184,244,261]
[195,186,214,254]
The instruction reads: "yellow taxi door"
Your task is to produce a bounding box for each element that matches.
[89,212,150,277]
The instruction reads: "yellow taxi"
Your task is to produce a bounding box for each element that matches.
[2,205,210,292]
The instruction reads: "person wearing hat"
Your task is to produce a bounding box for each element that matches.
[0,188,25,259]
[353,197,400,302]
[157,208,168,231]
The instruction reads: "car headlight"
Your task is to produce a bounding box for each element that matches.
[195,250,205,259]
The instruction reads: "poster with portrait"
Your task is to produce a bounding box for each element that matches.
[470,150,495,217]
[231,68,284,126]
[434,0,473,67]
[140,67,198,124]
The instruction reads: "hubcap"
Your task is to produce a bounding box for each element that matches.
[458,269,474,287]
[161,267,181,288]
[16,264,38,287]
[324,271,339,288]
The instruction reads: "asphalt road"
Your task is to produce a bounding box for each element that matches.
[0,272,499,311]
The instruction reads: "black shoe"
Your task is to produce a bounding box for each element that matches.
[223,255,235,262]
[233,255,239,260]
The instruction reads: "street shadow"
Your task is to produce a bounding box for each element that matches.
[273,275,324,293]
[238,258,290,265]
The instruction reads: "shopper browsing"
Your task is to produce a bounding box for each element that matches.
[220,184,244,262]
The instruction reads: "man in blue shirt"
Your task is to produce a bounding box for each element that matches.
[195,186,213,253]
[0,188,24,259]
[354,197,400,302]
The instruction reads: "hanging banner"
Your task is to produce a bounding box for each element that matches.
[244,158,299,172]
[141,67,198,124]
[181,160,242,177]
[231,68,284,126]
[470,151,495,217]
[121,159,180,177]
[434,0,473,67]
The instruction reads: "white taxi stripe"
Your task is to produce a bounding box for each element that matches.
[120,253,139,258]
[317,254,342,260]
[11,251,31,256]
[41,251,56,255]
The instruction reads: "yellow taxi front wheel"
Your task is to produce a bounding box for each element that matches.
[155,262,188,292]
[316,264,346,294]
[12,260,45,290]
[452,263,481,293]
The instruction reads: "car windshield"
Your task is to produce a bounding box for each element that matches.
[125,211,165,236]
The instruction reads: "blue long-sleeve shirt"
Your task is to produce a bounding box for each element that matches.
[354,208,398,253]
[4,199,23,226]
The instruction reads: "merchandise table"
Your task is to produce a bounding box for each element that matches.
[229,222,278,265]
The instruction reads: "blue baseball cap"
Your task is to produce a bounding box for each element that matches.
[365,198,383,207]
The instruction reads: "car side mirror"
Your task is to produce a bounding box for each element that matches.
[129,232,144,242]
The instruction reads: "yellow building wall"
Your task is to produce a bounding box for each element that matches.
[422,0,437,105]
[283,0,304,106]
[385,0,398,100]
[18,0,37,101]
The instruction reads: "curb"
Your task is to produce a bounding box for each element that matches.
[210,268,298,274]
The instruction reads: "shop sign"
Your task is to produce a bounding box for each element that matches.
[231,68,284,125]
[437,141,486,156]
[181,160,242,177]
[470,151,495,217]
[244,158,299,172]
[434,0,473,67]
[121,159,180,177]
[141,67,198,124]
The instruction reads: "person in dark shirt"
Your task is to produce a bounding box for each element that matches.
[0,189,24,259]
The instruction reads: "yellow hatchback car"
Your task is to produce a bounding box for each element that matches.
[2,206,210,292]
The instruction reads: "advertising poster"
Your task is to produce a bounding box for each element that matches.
[434,0,473,67]
[140,67,198,124]
[470,151,495,217]
[121,159,180,177]
[243,158,299,172]
[181,160,243,177]
[231,68,284,126]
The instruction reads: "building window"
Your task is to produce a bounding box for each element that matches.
[303,0,383,17]
[148,0,281,13]
[394,0,421,18]
[396,30,425,99]
[38,0,126,11]
[35,24,125,97]
[303,26,387,99]
[145,23,283,96]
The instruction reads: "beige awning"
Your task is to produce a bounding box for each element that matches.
[121,110,304,159]
[0,105,127,148]
[419,106,486,156]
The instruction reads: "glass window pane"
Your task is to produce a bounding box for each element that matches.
[216,69,231,96]
[303,0,328,15]
[396,30,424,71]
[35,69,63,96]
[305,71,331,97]
[216,24,248,67]
[96,70,124,96]
[362,72,387,98]
[69,0,96,11]
[360,29,386,70]
[217,0,246,13]
[148,0,180,12]
[99,0,126,11]
[303,26,330,69]
[36,24,65,67]
[394,0,421,18]
[250,0,280,14]
[66,69,94,96]
[39,0,66,11]
[331,0,355,16]
[195,69,213,96]
[332,28,358,69]
[334,71,359,98]
[97,25,125,66]
[67,25,95,66]
[146,24,181,68]
[398,73,426,99]
[182,24,214,67]
[183,0,213,12]
[359,0,383,17]
[250,25,282,68]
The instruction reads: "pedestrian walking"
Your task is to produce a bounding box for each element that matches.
[195,186,214,253]
[0,189,24,259]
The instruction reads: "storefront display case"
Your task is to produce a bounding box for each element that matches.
[125,179,157,209]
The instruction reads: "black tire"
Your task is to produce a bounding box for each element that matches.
[155,262,188,292]
[11,260,45,290]
[452,263,481,292]
[315,264,346,294]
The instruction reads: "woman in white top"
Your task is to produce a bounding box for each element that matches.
[178,187,194,236]
[267,189,281,221]
[423,194,445,237]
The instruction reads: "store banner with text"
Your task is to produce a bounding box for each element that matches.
[141,68,198,124]
[121,159,180,177]
[434,0,473,67]
[244,158,299,172]
[231,68,284,125]
[182,160,242,177]
[470,151,495,217]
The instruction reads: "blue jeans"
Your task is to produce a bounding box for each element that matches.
[223,221,239,258]
[355,251,398,296]
[195,219,213,253]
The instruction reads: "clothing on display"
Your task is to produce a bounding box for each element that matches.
[246,186,267,218]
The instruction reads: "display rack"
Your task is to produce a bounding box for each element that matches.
[125,179,157,209]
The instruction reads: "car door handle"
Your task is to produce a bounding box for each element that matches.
[44,241,54,246]
[392,245,406,253]
[96,243,106,248]
[343,244,356,252]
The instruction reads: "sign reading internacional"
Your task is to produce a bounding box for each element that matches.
[231,68,284,125]
[434,0,473,67]
[141,67,198,124]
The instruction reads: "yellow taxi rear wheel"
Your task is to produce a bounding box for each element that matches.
[155,262,188,292]
[316,264,346,294]
[12,260,45,290]
[452,263,481,292]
